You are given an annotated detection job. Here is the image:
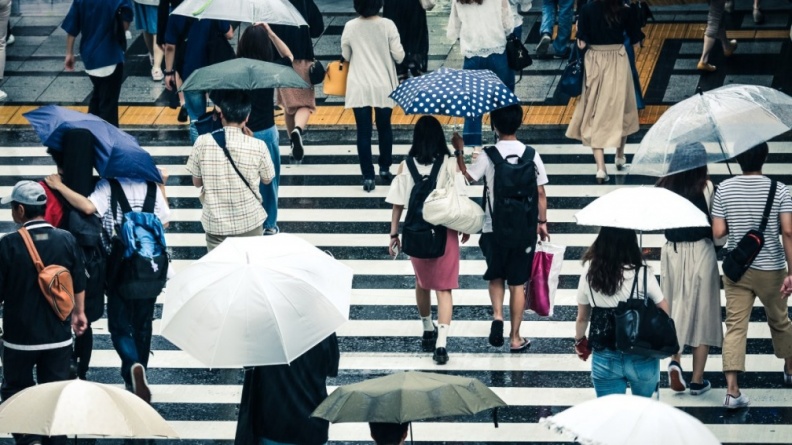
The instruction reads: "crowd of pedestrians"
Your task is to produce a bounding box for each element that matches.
[0,0,792,444]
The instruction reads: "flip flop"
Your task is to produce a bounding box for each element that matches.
[488,320,504,347]
[510,338,531,353]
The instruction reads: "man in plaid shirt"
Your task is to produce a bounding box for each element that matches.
[186,91,276,251]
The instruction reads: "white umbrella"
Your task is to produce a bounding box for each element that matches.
[161,234,353,368]
[574,187,709,231]
[171,0,308,26]
[0,379,177,438]
[540,394,721,445]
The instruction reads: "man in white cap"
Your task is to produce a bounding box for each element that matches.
[0,181,87,445]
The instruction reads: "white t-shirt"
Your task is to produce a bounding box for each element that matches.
[576,265,664,308]
[466,140,549,233]
[89,178,171,248]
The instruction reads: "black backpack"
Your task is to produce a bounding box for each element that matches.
[483,146,539,250]
[105,180,169,301]
[63,209,107,322]
[401,157,447,259]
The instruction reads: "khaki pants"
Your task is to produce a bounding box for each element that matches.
[722,268,792,372]
[205,227,263,252]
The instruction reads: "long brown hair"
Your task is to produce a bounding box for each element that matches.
[583,227,643,296]
[655,142,709,199]
[600,0,624,27]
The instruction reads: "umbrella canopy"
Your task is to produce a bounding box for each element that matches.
[180,58,310,92]
[631,84,792,176]
[23,105,162,183]
[389,67,520,118]
[161,234,353,368]
[574,187,709,231]
[541,394,721,445]
[171,0,307,26]
[311,371,506,423]
[0,379,178,438]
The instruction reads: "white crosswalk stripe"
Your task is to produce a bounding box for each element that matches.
[1,141,791,444]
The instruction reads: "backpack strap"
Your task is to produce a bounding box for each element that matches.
[18,227,45,273]
[759,180,777,233]
[428,155,444,183]
[405,157,422,183]
[522,145,536,164]
[483,146,503,165]
[109,179,133,227]
[142,181,157,214]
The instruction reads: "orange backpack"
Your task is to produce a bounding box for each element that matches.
[18,228,75,322]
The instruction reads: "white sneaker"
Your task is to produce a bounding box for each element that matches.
[724,392,750,409]
[125,30,132,40]
[6,34,14,45]
[0,90,8,101]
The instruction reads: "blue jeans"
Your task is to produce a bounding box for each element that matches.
[107,295,157,386]
[184,90,207,144]
[253,125,280,230]
[591,349,659,398]
[540,0,574,55]
[624,33,644,110]
[352,107,393,180]
[462,53,514,147]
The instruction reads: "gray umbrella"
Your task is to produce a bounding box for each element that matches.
[179,58,309,92]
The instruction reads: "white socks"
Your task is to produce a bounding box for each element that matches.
[437,324,450,349]
[421,316,435,332]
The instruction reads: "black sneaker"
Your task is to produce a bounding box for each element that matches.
[131,363,151,404]
[689,380,711,395]
[290,128,305,164]
[433,347,449,365]
[177,106,188,123]
[422,327,438,351]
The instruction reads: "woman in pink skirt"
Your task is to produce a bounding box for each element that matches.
[386,116,470,365]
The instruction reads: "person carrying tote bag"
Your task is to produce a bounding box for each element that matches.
[423,156,484,235]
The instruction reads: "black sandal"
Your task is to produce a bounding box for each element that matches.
[488,320,504,347]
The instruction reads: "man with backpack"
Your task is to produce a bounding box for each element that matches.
[0,181,88,445]
[45,172,170,404]
[455,104,550,352]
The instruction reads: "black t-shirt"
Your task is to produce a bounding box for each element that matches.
[0,220,87,348]
[246,56,293,133]
[238,334,339,445]
[577,1,644,45]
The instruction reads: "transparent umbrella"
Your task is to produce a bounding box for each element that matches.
[630,84,792,177]
[171,0,307,26]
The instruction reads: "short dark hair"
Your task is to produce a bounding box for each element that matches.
[735,142,768,172]
[490,104,523,136]
[408,116,451,165]
[354,0,383,17]
[370,422,409,445]
[218,90,252,124]
[12,201,47,219]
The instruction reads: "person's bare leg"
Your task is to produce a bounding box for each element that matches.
[489,279,506,322]
[592,148,606,172]
[725,371,740,396]
[152,35,164,72]
[508,284,526,348]
[690,345,710,384]
[416,284,431,318]
[293,107,311,132]
[699,36,716,64]
[284,112,296,134]
[436,290,453,325]
[615,137,627,170]
[142,32,154,59]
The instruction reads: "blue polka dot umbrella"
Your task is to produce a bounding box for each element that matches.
[389,67,520,118]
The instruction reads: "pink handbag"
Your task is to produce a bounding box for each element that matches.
[525,242,566,317]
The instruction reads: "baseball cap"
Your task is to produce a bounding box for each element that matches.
[1,180,47,206]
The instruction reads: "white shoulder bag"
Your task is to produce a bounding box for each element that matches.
[423,157,484,234]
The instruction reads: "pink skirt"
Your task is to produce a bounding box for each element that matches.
[410,229,460,291]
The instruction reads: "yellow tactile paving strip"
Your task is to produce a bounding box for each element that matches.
[0,25,783,128]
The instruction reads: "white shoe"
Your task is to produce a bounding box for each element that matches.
[615,156,627,171]
[724,392,750,409]
[125,30,132,40]
[6,34,14,45]
[0,90,8,101]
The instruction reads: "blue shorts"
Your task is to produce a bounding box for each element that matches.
[133,2,158,35]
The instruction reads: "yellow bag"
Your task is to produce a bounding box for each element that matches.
[323,60,350,96]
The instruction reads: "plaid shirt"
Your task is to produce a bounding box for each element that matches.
[186,127,275,236]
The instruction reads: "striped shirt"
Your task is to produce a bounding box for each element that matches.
[711,176,792,271]
[186,127,275,236]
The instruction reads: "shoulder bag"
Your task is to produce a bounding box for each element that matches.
[423,157,484,234]
[308,60,326,85]
[505,34,533,72]
[613,266,679,358]
[559,45,584,97]
[18,227,75,322]
[323,59,349,96]
[721,180,777,282]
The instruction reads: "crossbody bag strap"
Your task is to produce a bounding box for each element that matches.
[587,280,597,308]
[628,265,641,300]
[759,180,777,233]
[211,129,259,200]
[18,227,45,273]
[405,156,422,183]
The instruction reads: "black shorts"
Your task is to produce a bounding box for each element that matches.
[479,232,534,286]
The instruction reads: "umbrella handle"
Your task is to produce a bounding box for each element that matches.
[493,407,499,428]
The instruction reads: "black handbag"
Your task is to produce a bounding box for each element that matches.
[722,180,777,282]
[308,60,326,85]
[613,266,679,358]
[194,110,223,136]
[505,35,533,71]
[559,45,584,97]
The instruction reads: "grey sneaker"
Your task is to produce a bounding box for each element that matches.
[536,33,552,56]
[724,392,750,409]
[263,227,280,236]
[753,8,764,24]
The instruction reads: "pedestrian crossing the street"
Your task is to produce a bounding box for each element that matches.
[1,141,792,444]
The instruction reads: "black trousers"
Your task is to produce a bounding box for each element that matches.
[88,63,124,127]
[352,107,393,180]
[1,345,71,445]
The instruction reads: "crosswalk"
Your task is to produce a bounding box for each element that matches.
[2,141,792,444]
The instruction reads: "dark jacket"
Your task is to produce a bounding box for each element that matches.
[269,0,324,61]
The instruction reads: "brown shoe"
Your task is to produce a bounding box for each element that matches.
[697,61,717,72]
[724,40,738,57]
[131,363,151,404]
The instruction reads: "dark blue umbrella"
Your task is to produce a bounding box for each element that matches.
[389,67,520,118]
[24,105,162,183]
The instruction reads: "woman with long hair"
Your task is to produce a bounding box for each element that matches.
[342,0,405,192]
[237,23,293,235]
[386,116,471,365]
[575,227,670,397]
[656,144,722,395]
[565,0,643,183]
[447,0,514,152]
